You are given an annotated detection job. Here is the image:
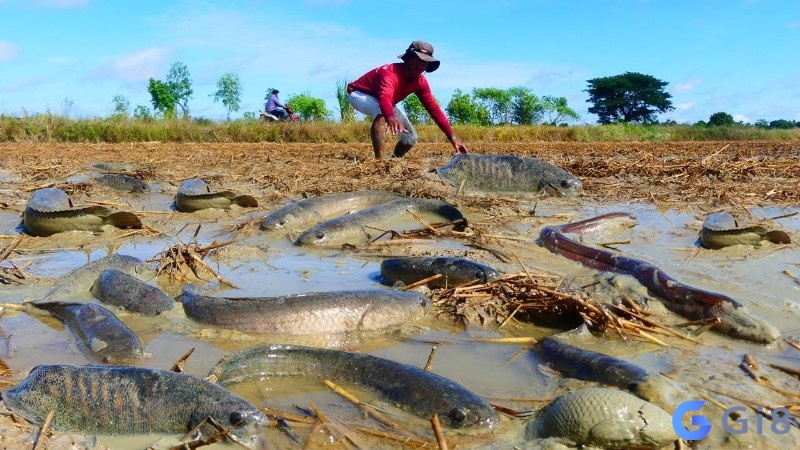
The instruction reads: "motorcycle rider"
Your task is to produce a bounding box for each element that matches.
[347,40,468,159]
[265,89,288,120]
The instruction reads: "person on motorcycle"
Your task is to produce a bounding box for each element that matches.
[265,89,289,120]
[347,40,468,159]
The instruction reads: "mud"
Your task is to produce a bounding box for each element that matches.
[0,141,798,449]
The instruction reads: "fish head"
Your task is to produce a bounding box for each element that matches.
[359,292,430,330]
[450,259,501,285]
[544,176,582,197]
[445,404,500,429]
[191,398,269,447]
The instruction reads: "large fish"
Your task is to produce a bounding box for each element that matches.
[210,344,499,430]
[525,388,677,449]
[436,153,582,196]
[96,173,151,193]
[90,268,174,316]
[43,253,153,302]
[23,187,142,237]
[181,285,429,335]
[1,364,267,443]
[295,198,466,246]
[380,256,501,288]
[700,211,790,249]
[260,190,405,231]
[175,178,258,212]
[31,301,147,365]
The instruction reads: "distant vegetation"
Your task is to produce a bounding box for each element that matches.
[2,62,797,143]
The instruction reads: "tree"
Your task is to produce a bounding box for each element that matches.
[166,62,193,118]
[110,95,130,118]
[508,86,544,125]
[335,79,356,123]
[585,72,674,124]
[445,89,490,125]
[769,119,796,129]
[147,78,177,118]
[541,95,580,125]
[754,119,770,129]
[472,87,514,124]
[132,105,153,121]
[402,94,431,124]
[212,72,242,121]
[707,112,735,126]
[287,92,329,120]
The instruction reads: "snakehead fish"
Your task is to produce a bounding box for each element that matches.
[260,190,405,231]
[295,198,466,246]
[90,268,174,316]
[525,387,676,449]
[31,301,147,365]
[436,153,582,197]
[181,285,429,334]
[43,253,153,302]
[380,256,501,288]
[175,178,258,212]
[539,212,781,344]
[1,364,267,443]
[96,174,151,193]
[700,211,790,249]
[210,344,499,430]
[23,187,142,237]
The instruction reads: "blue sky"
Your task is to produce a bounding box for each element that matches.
[1,0,798,124]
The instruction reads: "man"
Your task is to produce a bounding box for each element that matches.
[265,89,288,120]
[348,41,468,159]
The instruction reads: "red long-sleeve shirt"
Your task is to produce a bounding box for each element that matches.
[348,63,455,141]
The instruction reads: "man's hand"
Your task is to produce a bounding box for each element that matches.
[453,141,469,154]
[387,116,408,135]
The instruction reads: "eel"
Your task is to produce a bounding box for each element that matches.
[539,212,780,343]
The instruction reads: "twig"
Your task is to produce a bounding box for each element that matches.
[0,234,23,261]
[430,414,448,450]
[398,274,442,291]
[424,345,437,371]
[32,410,54,450]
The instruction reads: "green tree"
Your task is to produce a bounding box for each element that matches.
[769,119,795,129]
[212,72,242,121]
[509,86,544,125]
[754,119,770,129]
[286,91,329,120]
[335,79,356,122]
[132,105,153,121]
[402,94,431,124]
[110,95,130,118]
[147,78,177,118]
[472,87,514,124]
[707,111,735,126]
[445,89,490,125]
[585,72,674,124]
[166,61,193,118]
[541,95,580,125]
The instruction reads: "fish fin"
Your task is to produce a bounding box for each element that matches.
[233,195,259,208]
[764,230,791,245]
[587,419,639,442]
[104,212,142,230]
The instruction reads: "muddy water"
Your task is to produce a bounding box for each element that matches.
[0,175,799,449]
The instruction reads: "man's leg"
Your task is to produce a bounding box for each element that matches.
[393,106,417,157]
[370,115,387,159]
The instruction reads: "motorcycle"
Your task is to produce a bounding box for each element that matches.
[260,104,299,122]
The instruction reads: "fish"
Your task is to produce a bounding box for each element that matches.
[260,190,405,231]
[538,336,686,409]
[436,153,582,197]
[539,212,781,344]
[294,198,466,246]
[31,301,147,365]
[380,256,501,288]
[23,187,142,237]
[90,268,174,316]
[1,364,267,443]
[181,285,429,335]
[91,162,135,173]
[525,387,677,449]
[700,211,791,249]
[174,178,258,212]
[43,253,153,302]
[96,173,151,193]
[210,344,499,430]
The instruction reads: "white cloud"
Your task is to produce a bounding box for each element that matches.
[90,47,171,83]
[673,78,702,93]
[732,113,750,123]
[0,41,20,63]
[674,102,694,111]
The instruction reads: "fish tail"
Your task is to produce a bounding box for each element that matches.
[233,195,259,208]
[104,212,143,230]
